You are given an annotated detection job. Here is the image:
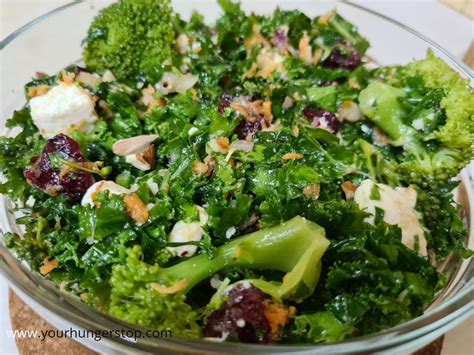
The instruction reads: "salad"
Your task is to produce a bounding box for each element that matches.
[1,0,473,344]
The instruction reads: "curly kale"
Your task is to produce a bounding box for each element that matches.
[288,222,441,343]
[0,109,44,202]
[82,0,176,80]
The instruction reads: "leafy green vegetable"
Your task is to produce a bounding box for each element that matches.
[326,12,369,54]
[307,86,338,111]
[287,221,440,342]
[291,311,351,343]
[77,193,129,242]
[0,109,43,201]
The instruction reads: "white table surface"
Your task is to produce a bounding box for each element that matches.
[0,1,473,354]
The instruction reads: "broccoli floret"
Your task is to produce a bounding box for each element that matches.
[109,216,329,335]
[358,63,472,188]
[405,50,474,149]
[82,0,175,80]
[416,184,473,261]
[109,245,200,336]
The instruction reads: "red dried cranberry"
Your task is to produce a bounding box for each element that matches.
[302,108,340,134]
[218,93,234,114]
[203,284,271,343]
[324,41,362,71]
[73,65,88,76]
[273,28,288,50]
[23,134,94,201]
[234,118,263,140]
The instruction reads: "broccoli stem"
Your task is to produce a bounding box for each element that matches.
[358,82,435,162]
[358,82,408,141]
[161,216,329,301]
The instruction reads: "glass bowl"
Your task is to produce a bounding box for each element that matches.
[1,1,472,353]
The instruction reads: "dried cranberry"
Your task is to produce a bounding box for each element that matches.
[23,134,94,201]
[235,118,263,140]
[302,108,340,134]
[273,27,288,51]
[324,41,361,70]
[203,284,271,343]
[218,93,234,114]
[73,65,88,76]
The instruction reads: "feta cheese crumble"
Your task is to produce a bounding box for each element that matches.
[167,206,209,257]
[29,83,97,139]
[354,179,427,256]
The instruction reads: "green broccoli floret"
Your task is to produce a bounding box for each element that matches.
[358,69,472,188]
[405,50,474,149]
[109,245,200,336]
[416,184,473,261]
[108,216,329,334]
[82,0,175,80]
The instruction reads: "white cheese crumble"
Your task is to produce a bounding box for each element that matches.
[29,83,97,139]
[338,101,362,122]
[25,196,36,207]
[146,179,159,195]
[167,206,208,257]
[210,274,222,289]
[225,226,236,239]
[354,179,427,256]
[240,281,251,289]
[188,127,199,136]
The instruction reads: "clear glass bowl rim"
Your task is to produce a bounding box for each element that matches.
[0,0,473,353]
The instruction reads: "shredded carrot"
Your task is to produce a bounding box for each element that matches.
[28,85,50,98]
[264,302,295,338]
[39,258,58,275]
[150,279,188,294]
[312,48,323,65]
[282,153,303,160]
[319,11,334,25]
[298,32,312,64]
